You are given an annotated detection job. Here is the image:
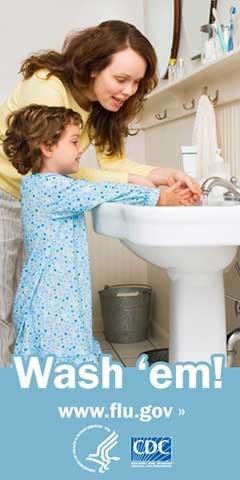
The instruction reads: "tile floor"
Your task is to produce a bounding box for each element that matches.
[94,332,240,367]
[94,332,167,367]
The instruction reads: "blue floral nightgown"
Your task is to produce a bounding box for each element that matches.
[13,174,159,364]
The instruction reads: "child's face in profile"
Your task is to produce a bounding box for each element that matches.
[40,123,83,175]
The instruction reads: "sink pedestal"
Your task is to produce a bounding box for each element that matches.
[123,243,237,364]
[168,270,226,363]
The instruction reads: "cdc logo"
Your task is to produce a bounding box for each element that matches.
[131,436,172,467]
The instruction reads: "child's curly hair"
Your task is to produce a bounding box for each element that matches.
[2,104,82,174]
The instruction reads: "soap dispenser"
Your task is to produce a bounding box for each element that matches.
[208,148,230,179]
[208,149,231,200]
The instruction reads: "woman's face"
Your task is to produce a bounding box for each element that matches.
[90,47,147,111]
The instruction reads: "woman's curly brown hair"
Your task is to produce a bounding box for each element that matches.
[20,20,158,157]
[2,105,82,174]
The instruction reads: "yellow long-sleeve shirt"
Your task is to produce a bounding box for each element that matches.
[0,69,154,199]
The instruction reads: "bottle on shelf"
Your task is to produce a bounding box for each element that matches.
[176,58,185,80]
[168,58,176,82]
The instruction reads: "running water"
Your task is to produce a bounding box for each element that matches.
[201,193,209,206]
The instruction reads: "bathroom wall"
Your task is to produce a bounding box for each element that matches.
[144,0,240,342]
[0,0,148,331]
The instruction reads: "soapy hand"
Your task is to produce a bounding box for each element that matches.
[147,167,202,204]
[166,175,201,204]
[157,181,195,206]
[127,171,201,205]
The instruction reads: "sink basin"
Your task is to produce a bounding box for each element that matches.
[92,202,240,363]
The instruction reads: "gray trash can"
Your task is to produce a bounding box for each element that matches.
[99,284,152,343]
[140,348,169,365]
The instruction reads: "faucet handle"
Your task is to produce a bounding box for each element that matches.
[230,176,240,186]
[223,191,236,201]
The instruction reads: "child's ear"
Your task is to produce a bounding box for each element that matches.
[39,143,53,158]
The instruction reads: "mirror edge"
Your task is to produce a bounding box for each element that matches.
[209,0,218,24]
[163,0,182,79]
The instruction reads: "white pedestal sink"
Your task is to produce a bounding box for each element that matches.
[92,202,240,363]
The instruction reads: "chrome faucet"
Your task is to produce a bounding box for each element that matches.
[201,176,240,202]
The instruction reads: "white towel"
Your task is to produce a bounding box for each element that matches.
[192,94,218,178]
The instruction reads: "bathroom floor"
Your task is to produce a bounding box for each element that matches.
[95,332,240,367]
[94,332,165,367]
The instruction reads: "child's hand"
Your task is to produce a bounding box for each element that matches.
[167,175,201,204]
[157,182,195,206]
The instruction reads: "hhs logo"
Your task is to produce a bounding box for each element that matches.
[131,436,172,467]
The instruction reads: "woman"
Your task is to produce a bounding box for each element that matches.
[0,20,201,366]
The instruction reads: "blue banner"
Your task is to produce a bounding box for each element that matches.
[0,354,239,479]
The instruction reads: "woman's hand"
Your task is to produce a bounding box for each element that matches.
[147,167,202,202]
[128,173,156,188]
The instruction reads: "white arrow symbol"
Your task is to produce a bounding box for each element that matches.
[178,408,185,416]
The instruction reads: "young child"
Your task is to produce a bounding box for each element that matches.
[2,104,192,365]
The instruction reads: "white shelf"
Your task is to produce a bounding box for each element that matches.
[141,46,240,130]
